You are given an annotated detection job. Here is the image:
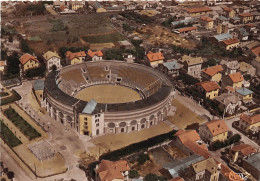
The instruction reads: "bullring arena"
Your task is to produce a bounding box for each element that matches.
[44,61,176,137]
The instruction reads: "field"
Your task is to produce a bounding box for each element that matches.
[75,84,141,103]
[82,31,124,44]
[11,14,120,53]
[168,98,206,129]
[3,107,41,140]
[135,25,196,49]
[89,122,173,157]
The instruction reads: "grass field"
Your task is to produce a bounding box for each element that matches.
[82,32,124,44]
[75,85,141,103]
[0,120,22,147]
[3,107,41,140]
[168,98,206,129]
[89,122,172,157]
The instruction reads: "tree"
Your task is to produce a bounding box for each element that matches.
[144,174,166,181]
[6,52,20,76]
[129,169,139,178]
[7,171,14,179]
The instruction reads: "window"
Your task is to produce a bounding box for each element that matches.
[84,117,88,121]
[98,114,100,117]
[84,122,88,126]
[96,123,99,127]
[95,119,99,123]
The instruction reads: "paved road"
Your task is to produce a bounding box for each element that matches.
[0,145,34,181]
[225,117,260,149]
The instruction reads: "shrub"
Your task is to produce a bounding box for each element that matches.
[0,120,22,147]
[25,66,46,78]
[144,174,166,181]
[211,134,241,151]
[129,169,139,178]
[0,90,21,106]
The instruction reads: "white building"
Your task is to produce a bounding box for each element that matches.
[43,51,62,72]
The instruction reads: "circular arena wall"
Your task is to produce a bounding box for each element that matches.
[44,61,175,136]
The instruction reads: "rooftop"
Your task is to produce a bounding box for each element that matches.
[222,38,239,46]
[202,65,223,77]
[236,88,253,96]
[203,119,229,137]
[182,55,203,66]
[177,26,197,33]
[200,16,213,22]
[251,46,260,57]
[240,113,260,125]
[214,93,241,106]
[239,13,253,17]
[33,79,45,90]
[66,51,86,61]
[147,51,164,62]
[20,53,38,65]
[244,153,260,171]
[228,72,244,83]
[185,6,212,13]
[162,60,180,70]
[214,33,233,42]
[192,158,218,174]
[218,16,229,21]
[239,62,253,72]
[196,81,220,92]
[87,50,103,58]
[43,51,60,61]
[231,143,256,157]
[82,99,97,114]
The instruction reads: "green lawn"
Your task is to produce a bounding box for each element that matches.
[3,108,41,140]
[0,90,21,106]
[0,120,22,147]
[82,32,124,44]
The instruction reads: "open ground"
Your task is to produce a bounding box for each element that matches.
[75,84,141,103]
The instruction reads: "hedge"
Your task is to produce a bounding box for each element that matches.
[210,134,241,151]
[4,107,41,140]
[0,90,21,106]
[0,120,22,147]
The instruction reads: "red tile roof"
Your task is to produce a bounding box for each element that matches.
[178,26,197,33]
[240,113,260,125]
[239,13,253,17]
[147,51,164,62]
[200,16,213,22]
[196,81,220,92]
[228,72,244,83]
[225,86,235,93]
[87,50,103,57]
[222,6,233,12]
[185,6,212,13]
[96,160,130,181]
[65,51,86,61]
[20,53,38,65]
[175,130,210,158]
[202,65,223,77]
[222,38,239,46]
[245,24,256,28]
[231,143,257,157]
[251,46,260,57]
[204,119,229,137]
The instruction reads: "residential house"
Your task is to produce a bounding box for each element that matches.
[214,93,242,115]
[220,38,240,51]
[87,50,103,61]
[173,130,210,158]
[176,26,197,34]
[19,53,40,73]
[216,16,229,24]
[65,51,86,65]
[238,113,260,134]
[242,153,260,181]
[217,23,229,34]
[236,87,254,103]
[53,1,67,11]
[202,65,223,82]
[118,40,134,50]
[186,157,220,181]
[239,13,253,24]
[185,6,212,17]
[158,60,181,77]
[252,57,260,77]
[200,16,214,30]
[239,62,256,77]
[163,155,205,179]
[146,51,164,67]
[245,24,258,34]
[222,6,236,18]
[229,143,257,163]
[212,33,233,44]
[96,160,130,181]
[252,12,260,22]
[221,72,244,89]
[235,28,249,41]
[199,119,229,144]
[32,79,45,107]
[182,55,203,78]
[196,81,220,100]
[230,17,241,25]
[69,1,84,10]
[220,60,240,75]
[43,51,61,72]
[89,2,106,13]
